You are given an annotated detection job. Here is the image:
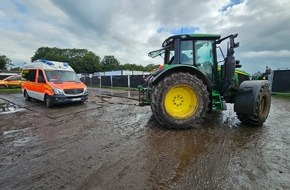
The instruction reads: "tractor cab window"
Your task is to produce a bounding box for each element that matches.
[195,40,214,80]
[180,41,193,65]
[167,49,175,64]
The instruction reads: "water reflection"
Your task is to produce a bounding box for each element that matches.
[0,102,24,114]
[92,88,138,100]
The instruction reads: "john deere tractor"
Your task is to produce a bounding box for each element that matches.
[139,33,271,129]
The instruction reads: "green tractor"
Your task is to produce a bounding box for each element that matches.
[138,33,271,129]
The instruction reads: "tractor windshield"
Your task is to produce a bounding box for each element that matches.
[195,40,214,80]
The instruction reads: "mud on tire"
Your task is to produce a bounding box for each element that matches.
[150,72,209,129]
[237,85,271,126]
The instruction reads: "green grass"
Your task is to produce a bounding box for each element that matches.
[271,92,290,99]
[0,88,22,94]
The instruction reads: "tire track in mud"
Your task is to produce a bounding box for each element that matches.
[0,96,107,190]
[74,103,154,189]
[0,93,151,190]
[143,123,233,190]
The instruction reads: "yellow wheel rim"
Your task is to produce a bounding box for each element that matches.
[164,85,198,119]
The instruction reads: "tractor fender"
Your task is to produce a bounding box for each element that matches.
[234,80,270,114]
[150,65,212,92]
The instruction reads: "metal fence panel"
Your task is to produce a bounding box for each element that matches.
[272,70,290,93]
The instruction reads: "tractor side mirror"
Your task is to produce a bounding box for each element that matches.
[235,60,242,68]
[234,42,239,48]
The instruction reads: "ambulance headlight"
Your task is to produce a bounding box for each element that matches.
[53,88,63,94]
[84,87,88,93]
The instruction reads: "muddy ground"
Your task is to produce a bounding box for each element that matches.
[0,88,289,190]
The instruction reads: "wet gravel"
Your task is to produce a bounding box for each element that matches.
[0,89,289,190]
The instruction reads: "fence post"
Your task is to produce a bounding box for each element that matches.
[89,74,92,86]
[128,75,130,90]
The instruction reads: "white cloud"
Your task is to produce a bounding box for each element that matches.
[0,0,289,74]
[243,50,290,58]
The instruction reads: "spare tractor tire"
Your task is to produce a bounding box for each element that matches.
[150,72,209,129]
[236,85,271,126]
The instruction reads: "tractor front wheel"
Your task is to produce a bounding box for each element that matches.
[151,72,209,129]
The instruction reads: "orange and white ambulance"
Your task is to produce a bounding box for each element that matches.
[21,59,88,107]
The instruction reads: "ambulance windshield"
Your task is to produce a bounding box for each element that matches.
[45,70,81,82]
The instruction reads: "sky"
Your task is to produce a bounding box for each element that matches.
[0,0,290,74]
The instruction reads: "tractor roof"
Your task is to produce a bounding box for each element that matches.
[162,34,221,47]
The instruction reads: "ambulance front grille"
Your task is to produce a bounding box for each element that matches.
[64,89,84,95]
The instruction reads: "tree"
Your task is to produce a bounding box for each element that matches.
[0,55,12,70]
[100,55,120,71]
[31,47,101,73]
[10,67,21,71]
[144,63,159,72]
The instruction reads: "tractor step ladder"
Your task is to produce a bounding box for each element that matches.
[212,91,226,111]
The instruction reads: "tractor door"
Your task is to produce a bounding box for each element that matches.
[194,40,214,81]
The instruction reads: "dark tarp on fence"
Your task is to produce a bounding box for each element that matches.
[130,75,144,88]
[113,76,128,87]
[92,76,99,85]
[81,74,148,88]
[82,76,111,86]
[272,70,290,93]
[101,76,111,86]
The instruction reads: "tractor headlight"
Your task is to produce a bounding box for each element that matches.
[53,88,63,94]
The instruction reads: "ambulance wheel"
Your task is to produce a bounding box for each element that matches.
[45,95,53,108]
[24,91,31,101]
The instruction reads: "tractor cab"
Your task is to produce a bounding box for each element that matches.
[149,34,221,82]
[147,34,243,95]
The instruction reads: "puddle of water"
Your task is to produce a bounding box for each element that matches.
[3,127,36,147]
[221,103,240,127]
[13,136,34,147]
[3,128,29,135]
[91,88,139,100]
[0,102,25,114]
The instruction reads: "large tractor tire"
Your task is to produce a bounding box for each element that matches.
[150,72,209,129]
[235,81,271,126]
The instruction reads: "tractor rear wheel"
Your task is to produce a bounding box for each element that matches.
[237,85,271,126]
[151,72,209,129]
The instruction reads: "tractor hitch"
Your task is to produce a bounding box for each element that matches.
[137,85,151,106]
